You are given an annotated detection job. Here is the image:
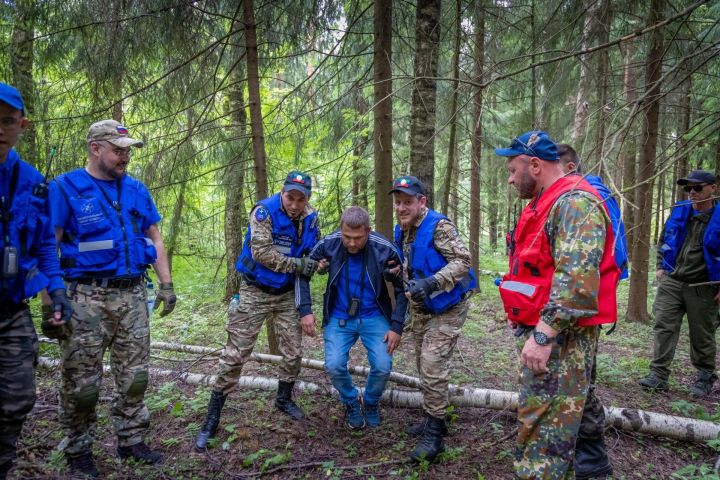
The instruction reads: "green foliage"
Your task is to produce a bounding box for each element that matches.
[671,463,720,480]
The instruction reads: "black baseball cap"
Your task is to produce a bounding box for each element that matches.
[283,171,312,197]
[389,175,426,196]
[677,170,717,186]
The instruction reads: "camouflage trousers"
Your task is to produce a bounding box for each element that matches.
[409,299,468,418]
[59,282,151,456]
[214,283,303,394]
[514,324,598,480]
[0,303,37,471]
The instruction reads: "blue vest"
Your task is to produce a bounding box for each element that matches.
[53,169,157,278]
[1,150,52,301]
[394,209,477,314]
[235,193,319,289]
[585,175,629,279]
[660,200,720,281]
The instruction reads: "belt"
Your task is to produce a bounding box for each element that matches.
[0,301,28,318]
[243,276,293,296]
[67,277,143,289]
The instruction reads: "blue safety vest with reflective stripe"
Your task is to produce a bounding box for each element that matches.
[394,209,477,314]
[659,200,720,281]
[235,193,319,289]
[53,168,157,278]
[0,150,62,301]
[585,175,629,279]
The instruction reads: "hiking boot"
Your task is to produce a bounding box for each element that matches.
[66,452,99,478]
[195,390,227,450]
[405,416,449,436]
[345,398,365,430]
[117,441,163,464]
[575,436,613,479]
[275,380,305,420]
[409,415,446,463]
[364,403,381,428]
[689,371,717,398]
[638,374,668,391]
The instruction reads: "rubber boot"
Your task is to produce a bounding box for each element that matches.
[574,436,613,479]
[275,380,304,420]
[195,390,227,450]
[409,415,446,463]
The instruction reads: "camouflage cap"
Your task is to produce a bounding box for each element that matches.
[86,119,144,148]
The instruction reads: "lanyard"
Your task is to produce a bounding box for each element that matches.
[88,172,122,212]
[0,162,19,243]
[344,249,367,315]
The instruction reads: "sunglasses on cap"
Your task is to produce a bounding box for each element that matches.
[683,184,708,193]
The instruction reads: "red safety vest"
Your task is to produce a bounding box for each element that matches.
[499,175,619,327]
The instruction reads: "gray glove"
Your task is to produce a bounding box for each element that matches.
[294,257,319,277]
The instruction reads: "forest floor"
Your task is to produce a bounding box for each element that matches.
[10,255,720,479]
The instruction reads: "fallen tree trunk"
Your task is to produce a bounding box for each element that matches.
[36,356,720,443]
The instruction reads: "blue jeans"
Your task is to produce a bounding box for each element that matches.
[324,315,393,405]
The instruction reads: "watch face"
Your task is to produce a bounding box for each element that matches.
[533,330,550,346]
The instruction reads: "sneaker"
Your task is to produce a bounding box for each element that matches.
[66,452,99,478]
[689,371,717,398]
[365,403,381,428]
[345,398,365,430]
[638,374,668,391]
[117,441,164,464]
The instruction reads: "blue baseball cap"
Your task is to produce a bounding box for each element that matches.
[0,83,24,113]
[495,131,559,161]
[283,171,312,197]
[677,170,717,185]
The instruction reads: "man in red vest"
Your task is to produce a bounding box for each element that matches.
[496,131,620,479]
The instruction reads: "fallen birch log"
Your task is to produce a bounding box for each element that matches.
[36,356,720,443]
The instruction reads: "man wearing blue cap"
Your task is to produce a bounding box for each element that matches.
[496,131,620,479]
[0,83,71,480]
[639,169,720,397]
[195,171,321,450]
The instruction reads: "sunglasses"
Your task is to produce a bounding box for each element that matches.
[683,184,707,193]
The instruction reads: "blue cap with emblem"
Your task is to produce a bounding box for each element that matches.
[283,171,312,197]
[0,83,24,113]
[495,131,559,162]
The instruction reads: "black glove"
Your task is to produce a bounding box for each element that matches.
[294,257,319,277]
[40,303,70,341]
[382,260,402,284]
[407,276,440,302]
[154,282,177,317]
[49,288,73,323]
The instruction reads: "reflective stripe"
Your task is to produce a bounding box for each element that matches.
[78,240,114,252]
[500,280,536,297]
[274,245,292,255]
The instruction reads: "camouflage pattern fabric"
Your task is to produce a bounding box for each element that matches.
[0,305,37,470]
[59,282,151,456]
[214,282,302,394]
[249,203,316,273]
[515,325,598,480]
[515,190,609,479]
[409,299,469,418]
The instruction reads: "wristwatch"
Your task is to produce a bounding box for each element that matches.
[533,329,553,346]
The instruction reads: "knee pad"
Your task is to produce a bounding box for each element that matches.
[74,384,99,413]
[126,370,149,397]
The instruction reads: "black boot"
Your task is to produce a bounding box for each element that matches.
[409,415,446,463]
[117,441,163,464]
[195,390,227,450]
[275,380,304,420]
[406,416,449,436]
[66,452,99,478]
[575,436,613,479]
[0,461,12,480]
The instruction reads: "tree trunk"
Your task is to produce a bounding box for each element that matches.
[165,184,185,273]
[677,74,691,197]
[469,2,485,277]
[108,0,124,121]
[408,0,441,208]
[530,0,537,128]
[595,0,612,168]
[10,0,36,164]
[243,0,268,201]
[224,25,248,301]
[572,0,596,144]
[352,89,370,210]
[449,146,460,225]
[627,0,665,324]
[441,0,461,216]
[653,170,664,245]
[373,0,393,238]
[620,43,638,260]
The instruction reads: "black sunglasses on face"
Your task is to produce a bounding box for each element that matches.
[683,184,707,193]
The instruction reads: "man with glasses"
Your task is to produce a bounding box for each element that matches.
[49,119,176,477]
[639,170,720,397]
[0,84,72,480]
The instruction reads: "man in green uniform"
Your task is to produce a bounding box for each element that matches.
[639,170,720,397]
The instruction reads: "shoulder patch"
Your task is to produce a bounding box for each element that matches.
[255,206,269,222]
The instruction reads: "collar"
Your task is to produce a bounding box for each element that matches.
[0,148,19,173]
